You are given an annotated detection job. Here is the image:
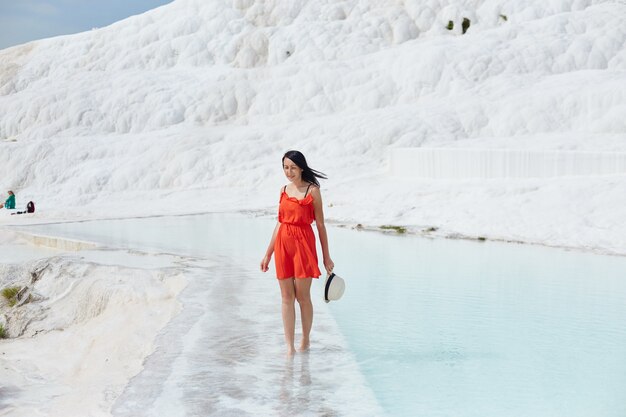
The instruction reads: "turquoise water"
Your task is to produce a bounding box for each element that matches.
[330,230,626,417]
[19,213,626,417]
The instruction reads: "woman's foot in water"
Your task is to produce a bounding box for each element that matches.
[299,338,310,352]
[287,345,297,356]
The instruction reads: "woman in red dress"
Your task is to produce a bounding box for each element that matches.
[260,150,334,356]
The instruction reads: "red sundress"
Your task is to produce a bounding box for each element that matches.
[274,186,321,279]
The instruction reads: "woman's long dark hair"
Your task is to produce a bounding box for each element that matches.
[282,150,327,187]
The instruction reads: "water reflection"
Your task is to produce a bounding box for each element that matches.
[278,355,313,417]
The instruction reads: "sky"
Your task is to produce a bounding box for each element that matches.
[0,0,173,50]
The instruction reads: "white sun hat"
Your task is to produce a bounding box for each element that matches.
[323,272,345,303]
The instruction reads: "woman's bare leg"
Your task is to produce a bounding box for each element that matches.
[278,278,297,355]
[294,278,313,351]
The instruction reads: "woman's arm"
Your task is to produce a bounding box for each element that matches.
[260,221,280,272]
[260,187,283,272]
[311,187,334,274]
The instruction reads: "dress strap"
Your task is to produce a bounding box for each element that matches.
[283,185,287,194]
[304,183,312,197]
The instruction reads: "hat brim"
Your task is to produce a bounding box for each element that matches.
[323,273,335,303]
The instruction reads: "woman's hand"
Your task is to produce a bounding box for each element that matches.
[324,257,334,275]
[260,255,271,272]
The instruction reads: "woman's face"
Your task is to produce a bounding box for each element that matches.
[283,158,303,182]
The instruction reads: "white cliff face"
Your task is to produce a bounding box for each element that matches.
[0,0,625,253]
[0,246,187,416]
[0,256,182,338]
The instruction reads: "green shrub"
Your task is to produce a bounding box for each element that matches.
[1,286,21,307]
[0,324,7,339]
[499,14,508,21]
[446,20,454,30]
[380,225,407,234]
[462,18,471,34]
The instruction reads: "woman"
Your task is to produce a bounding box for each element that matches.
[260,150,334,356]
[0,191,15,209]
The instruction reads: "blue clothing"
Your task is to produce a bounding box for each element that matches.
[4,195,15,209]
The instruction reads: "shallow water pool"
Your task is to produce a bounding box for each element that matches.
[18,213,626,417]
